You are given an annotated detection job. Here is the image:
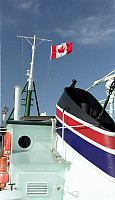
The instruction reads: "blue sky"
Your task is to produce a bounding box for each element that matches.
[0,0,115,122]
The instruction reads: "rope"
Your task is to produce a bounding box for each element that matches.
[18,35,53,114]
[21,37,25,88]
[48,40,52,69]
[25,37,32,46]
[40,62,51,109]
[56,123,100,130]
[40,40,52,109]
[36,40,44,47]
[22,37,23,67]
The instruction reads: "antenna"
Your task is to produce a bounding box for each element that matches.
[8,35,52,119]
[17,35,52,116]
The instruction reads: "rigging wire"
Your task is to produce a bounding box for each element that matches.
[48,40,52,70]
[36,40,44,47]
[25,37,32,46]
[40,63,51,111]
[40,41,52,111]
[18,35,53,114]
[21,37,26,116]
[22,37,23,67]
[21,37,25,87]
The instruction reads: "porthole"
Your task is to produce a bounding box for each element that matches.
[18,136,31,148]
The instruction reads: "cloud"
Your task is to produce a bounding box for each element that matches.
[19,1,32,9]
[15,0,40,15]
[1,0,40,26]
[1,16,16,26]
[55,15,115,45]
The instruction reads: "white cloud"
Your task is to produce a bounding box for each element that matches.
[14,0,40,15]
[55,15,115,45]
[2,17,16,25]
[1,0,40,27]
[19,2,32,9]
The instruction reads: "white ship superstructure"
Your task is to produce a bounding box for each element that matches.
[0,35,115,200]
[0,35,70,200]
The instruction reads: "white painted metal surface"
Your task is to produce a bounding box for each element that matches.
[57,136,115,200]
[14,86,22,120]
[0,189,26,200]
[27,35,36,91]
[5,118,70,200]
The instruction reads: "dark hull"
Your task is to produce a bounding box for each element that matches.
[57,87,115,132]
[56,85,115,178]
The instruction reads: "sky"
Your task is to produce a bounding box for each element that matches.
[0,0,115,123]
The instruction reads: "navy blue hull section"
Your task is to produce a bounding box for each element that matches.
[57,120,115,178]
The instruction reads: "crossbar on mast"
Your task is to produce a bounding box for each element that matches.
[18,34,52,116]
[8,34,52,119]
[24,35,36,116]
[17,35,52,42]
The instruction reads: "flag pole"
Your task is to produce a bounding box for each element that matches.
[17,35,52,116]
[25,35,36,116]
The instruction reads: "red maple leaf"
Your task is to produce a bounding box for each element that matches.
[58,46,65,54]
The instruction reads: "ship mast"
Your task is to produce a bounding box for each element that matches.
[25,35,36,116]
[16,35,52,117]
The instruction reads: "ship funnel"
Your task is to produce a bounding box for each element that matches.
[14,86,22,121]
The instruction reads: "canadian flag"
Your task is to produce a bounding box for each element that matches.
[50,43,73,59]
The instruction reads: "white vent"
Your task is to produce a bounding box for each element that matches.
[27,182,48,196]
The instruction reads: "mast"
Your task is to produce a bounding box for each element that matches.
[25,35,36,116]
[16,35,52,117]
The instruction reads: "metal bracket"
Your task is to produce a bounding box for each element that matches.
[62,185,79,199]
